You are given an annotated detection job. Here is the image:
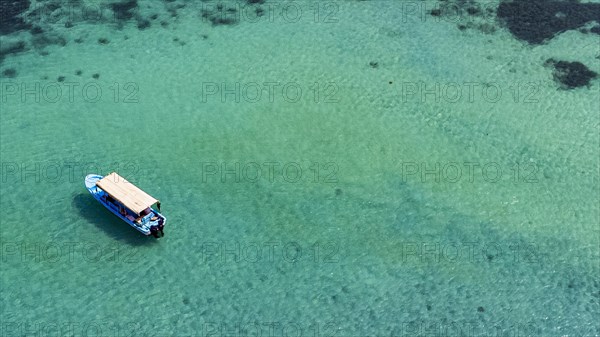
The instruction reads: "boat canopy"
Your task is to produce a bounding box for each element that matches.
[96,172,159,215]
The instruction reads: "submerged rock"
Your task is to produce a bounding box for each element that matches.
[545,59,598,89]
[497,0,600,44]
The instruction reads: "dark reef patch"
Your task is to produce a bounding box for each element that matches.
[92,73,100,79]
[2,68,18,78]
[31,33,67,49]
[0,0,32,34]
[545,59,598,89]
[30,26,44,35]
[98,38,110,44]
[429,0,600,43]
[201,7,239,26]
[428,0,497,34]
[0,40,28,63]
[478,23,496,34]
[110,0,138,21]
[466,6,481,15]
[172,37,186,46]
[164,1,185,18]
[497,0,600,44]
[137,18,151,30]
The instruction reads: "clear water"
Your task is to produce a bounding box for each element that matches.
[1,1,599,336]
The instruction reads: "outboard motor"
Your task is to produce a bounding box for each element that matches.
[150,225,160,238]
[158,218,165,237]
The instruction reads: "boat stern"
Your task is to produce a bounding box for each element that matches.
[148,213,166,238]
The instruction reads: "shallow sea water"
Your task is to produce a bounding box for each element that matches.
[1,1,599,336]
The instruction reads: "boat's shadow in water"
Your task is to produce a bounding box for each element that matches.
[72,193,156,246]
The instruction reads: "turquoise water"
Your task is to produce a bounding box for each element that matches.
[1,1,599,336]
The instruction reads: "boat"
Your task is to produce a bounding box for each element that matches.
[85,172,167,238]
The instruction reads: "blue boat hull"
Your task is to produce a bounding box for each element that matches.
[85,174,166,236]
